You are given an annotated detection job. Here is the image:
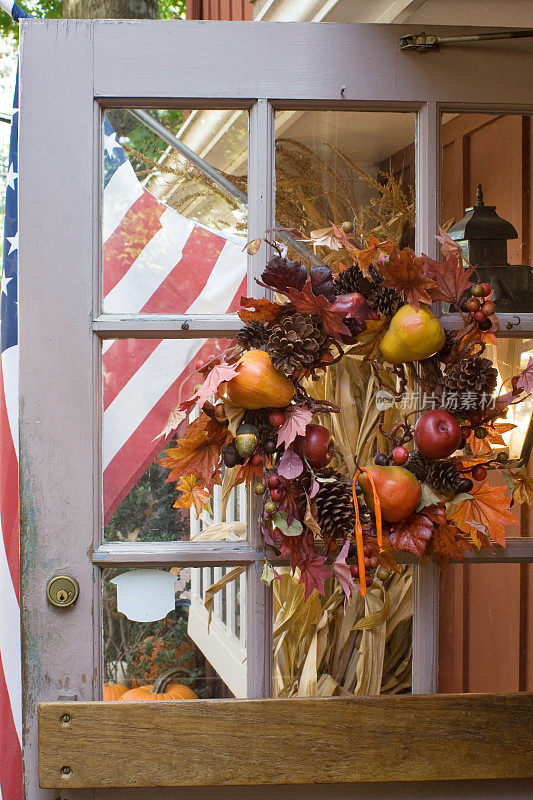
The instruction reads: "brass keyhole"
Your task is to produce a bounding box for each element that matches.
[46,576,79,608]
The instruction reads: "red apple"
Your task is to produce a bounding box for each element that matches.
[414,410,462,460]
[294,424,335,469]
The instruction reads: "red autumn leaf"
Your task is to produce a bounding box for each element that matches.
[425,251,475,306]
[297,553,331,599]
[356,236,397,275]
[515,355,533,393]
[278,449,304,479]
[379,248,436,309]
[236,459,264,486]
[238,296,284,325]
[276,405,313,448]
[448,482,517,547]
[194,361,241,408]
[436,226,465,263]
[330,223,364,264]
[388,511,435,557]
[332,538,356,603]
[158,412,227,491]
[285,277,351,339]
[432,523,473,568]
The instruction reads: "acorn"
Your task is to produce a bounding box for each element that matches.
[235,423,260,459]
[223,442,243,468]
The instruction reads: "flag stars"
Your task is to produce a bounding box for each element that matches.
[104,131,121,157]
[1,275,12,296]
[6,163,17,192]
[6,231,18,255]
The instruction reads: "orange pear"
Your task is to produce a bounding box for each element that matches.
[358,465,421,523]
[227,349,295,410]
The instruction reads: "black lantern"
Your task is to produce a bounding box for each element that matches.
[448,184,533,312]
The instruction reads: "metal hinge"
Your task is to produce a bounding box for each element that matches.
[400,29,533,52]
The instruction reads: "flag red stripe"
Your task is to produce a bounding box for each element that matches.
[103,343,212,522]
[102,227,229,410]
[103,191,165,296]
[228,275,247,312]
[140,226,226,314]
[103,339,160,411]
[0,653,22,800]
[0,363,19,601]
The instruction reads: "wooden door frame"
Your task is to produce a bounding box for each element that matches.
[19,19,533,798]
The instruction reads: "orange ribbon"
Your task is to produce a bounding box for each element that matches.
[352,467,384,597]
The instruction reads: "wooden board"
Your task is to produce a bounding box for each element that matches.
[39,693,533,788]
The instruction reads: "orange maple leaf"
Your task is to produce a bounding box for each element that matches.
[379,248,436,309]
[355,235,397,276]
[238,297,283,325]
[158,412,227,491]
[432,523,473,568]
[174,474,212,518]
[467,422,515,456]
[448,483,517,547]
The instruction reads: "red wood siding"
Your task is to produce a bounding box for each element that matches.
[186,0,253,20]
[383,113,533,693]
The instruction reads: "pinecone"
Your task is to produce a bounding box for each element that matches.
[236,322,269,350]
[334,266,373,296]
[426,460,464,494]
[265,312,330,376]
[405,451,433,482]
[441,356,498,414]
[315,472,356,540]
[367,285,403,317]
[435,329,456,362]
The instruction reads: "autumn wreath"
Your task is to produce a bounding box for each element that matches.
[159,226,532,600]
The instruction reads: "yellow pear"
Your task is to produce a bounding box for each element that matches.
[380,304,445,364]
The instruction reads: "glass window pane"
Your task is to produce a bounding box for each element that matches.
[103,566,247,698]
[272,568,413,697]
[102,337,248,542]
[102,108,247,315]
[441,112,533,312]
[439,562,531,692]
[275,110,416,249]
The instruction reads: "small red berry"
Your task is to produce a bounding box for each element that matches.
[270,488,285,503]
[195,358,208,371]
[392,446,409,465]
[350,565,359,578]
[472,465,488,481]
[251,453,263,466]
[268,410,286,428]
[480,282,492,297]
[473,310,486,324]
[267,473,281,489]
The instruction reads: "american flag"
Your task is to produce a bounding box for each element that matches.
[101,117,246,520]
[0,3,247,794]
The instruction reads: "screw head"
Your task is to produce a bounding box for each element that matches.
[61,766,72,776]
[60,714,71,724]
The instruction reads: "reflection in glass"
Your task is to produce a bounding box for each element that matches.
[273,568,413,697]
[102,337,247,543]
[441,112,533,312]
[103,566,247,698]
[275,110,416,252]
[102,108,248,315]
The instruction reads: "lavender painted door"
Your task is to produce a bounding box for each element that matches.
[18,19,533,800]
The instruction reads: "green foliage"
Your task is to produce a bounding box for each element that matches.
[104,447,190,542]
[0,0,185,40]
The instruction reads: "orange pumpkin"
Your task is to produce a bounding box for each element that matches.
[104,682,128,700]
[120,668,198,701]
